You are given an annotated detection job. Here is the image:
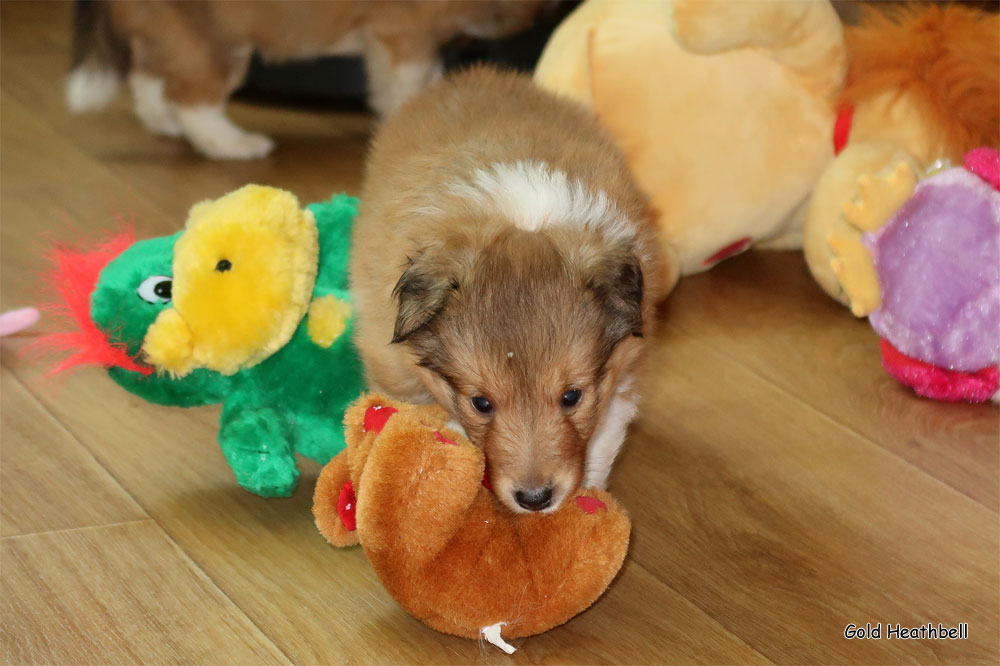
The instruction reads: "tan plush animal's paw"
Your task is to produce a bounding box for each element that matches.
[670,0,835,56]
[841,161,917,232]
[803,141,923,311]
[828,232,881,317]
[829,161,917,317]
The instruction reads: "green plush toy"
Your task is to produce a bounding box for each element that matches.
[39,186,365,497]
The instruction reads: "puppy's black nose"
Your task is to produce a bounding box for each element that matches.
[514,486,553,512]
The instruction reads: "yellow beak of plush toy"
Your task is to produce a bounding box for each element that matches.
[143,184,319,376]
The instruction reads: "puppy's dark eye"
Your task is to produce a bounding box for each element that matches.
[215,259,232,272]
[562,389,582,408]
[471,396,493,414]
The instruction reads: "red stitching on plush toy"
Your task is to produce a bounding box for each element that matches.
[833,105,854,155]
[434,431,458,446]
[703,236,752,266]
[575,495,607,514]
[363,405,398,433]
[337,480,357,531]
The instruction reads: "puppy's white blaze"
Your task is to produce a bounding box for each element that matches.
[450,160,636,242]
[584,381,639,489]
[66,65,120,113]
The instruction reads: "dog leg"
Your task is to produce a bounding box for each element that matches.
[583,387,639,489]
[175,104,274,160]
[129,72,183,137]
[363,36,442,119]
[168,45,271,160]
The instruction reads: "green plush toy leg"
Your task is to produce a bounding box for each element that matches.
[292,414,347,464]
[218,406,298,498]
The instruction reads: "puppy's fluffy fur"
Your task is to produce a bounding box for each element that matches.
[66,0,543,159]
[351,67,674,514]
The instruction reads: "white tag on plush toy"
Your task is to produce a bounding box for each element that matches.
[481,623,516,654]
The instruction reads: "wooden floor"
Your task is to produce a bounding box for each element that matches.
[1,3,997,664]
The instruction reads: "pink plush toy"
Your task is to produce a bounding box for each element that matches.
[866,148,1000,402]
[0,307,40,336]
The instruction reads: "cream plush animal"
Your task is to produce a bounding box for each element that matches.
[534,0,847,275]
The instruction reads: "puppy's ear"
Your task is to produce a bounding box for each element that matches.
[585,248,645,344]
[391,249,459,343]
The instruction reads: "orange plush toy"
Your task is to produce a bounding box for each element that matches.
[313,394,630,653]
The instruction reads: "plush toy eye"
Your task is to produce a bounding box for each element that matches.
[137,275,172,304]
[471,396,493,414]
[215,259,232,272]
[562,388,582,408]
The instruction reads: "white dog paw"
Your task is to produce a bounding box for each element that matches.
[129,73,183,137]
[139,110,184,138]
[177,105,275,160]
[195,131,275,160]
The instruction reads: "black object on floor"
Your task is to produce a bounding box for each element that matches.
[234,1,579,113]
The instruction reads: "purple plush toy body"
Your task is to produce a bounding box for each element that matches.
[864,148,1000,402]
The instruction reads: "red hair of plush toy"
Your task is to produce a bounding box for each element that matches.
[841,3,1000,160]
[30,229,153,376]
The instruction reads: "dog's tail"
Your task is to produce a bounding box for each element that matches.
[66,0,129,112]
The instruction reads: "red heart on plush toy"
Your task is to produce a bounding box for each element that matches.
[363,405,397,434]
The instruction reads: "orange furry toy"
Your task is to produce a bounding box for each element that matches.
[313,394,630,653]
[804,3,1000,315]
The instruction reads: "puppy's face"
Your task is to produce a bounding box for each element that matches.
[392,226,644,513]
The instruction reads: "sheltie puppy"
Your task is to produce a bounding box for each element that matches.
[66,0,543,159]
[350,67,676,513]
